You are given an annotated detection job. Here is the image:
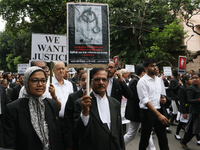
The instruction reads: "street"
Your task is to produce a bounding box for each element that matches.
[126,124,199,150]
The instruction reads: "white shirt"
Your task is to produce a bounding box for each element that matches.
[107,76,114,97]
[81,92,111,130]
[137,73,162,109]
[52,77,73,117]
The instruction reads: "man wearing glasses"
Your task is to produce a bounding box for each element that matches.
[74,68,125,150]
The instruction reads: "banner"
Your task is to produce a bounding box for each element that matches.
[178,56,187,74]
[31,33,67,62]
[114,55,119,66]
[163,67,172,76]
[67,3,109,64]
[18,64,30,74]
[125,64,135,73]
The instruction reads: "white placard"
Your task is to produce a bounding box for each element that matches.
[31,33,67,62]
[18,64,30,74]
[163,67,172,76]
[125,64,135,73]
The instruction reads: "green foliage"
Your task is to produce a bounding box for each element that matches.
[0,0,199,69]
[6,54,14,71]
[147,19,186,61]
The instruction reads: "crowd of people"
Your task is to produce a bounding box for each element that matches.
[0,59,199,150]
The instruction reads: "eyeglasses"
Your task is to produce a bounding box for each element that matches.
[29,78,47,85]
[91,78,108,83]
[107,66,115,69]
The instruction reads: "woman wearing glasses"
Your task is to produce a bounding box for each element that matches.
[3,66,63,150]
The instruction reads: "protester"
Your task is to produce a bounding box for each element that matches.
[74,68,125,150]
[175,75,192,140]
[1,79,13,102]
[3,66,63,150]
[180,73,200,150]
[169,70,182,125]
[11,74,24,101]
[0,82,8,147]
[52,61,74,143]
[137,58,169,150]
[64,71,88,150]
[124,64,156,150]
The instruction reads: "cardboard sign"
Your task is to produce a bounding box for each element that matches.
[178,56,187,74]
[67,3,109,66]
[125,64,135,73]
[114,56,119,66]
[18,64,30,74]
[163,67,172,76]
[31,33,67,62]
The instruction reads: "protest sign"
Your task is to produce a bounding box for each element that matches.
[125,64,135,73]
[67,3,109,68]
[178,56,187,74]
[163,67,172,76]
[31,33,67,62]
[18,64,30,74]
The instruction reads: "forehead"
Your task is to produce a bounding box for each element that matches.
[93,70,107,78]
[35,62,46,67]
[148,63,156,67]
[30,71,45,78]
[80,73,87,79]
[55,62,65,68]
[108,61,115,67]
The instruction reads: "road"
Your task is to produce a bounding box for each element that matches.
[126,124,199,150]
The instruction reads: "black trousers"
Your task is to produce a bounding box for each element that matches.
[182,114,200,144]
[139,109,169,150]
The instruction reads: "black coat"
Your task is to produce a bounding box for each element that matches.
[63,89,83,149]
[110,78,133,103]
[125,76,140,122]
[186,83,200,114]
[11,85,22,101]
[170,77,181,101]
[178,85,189,114]
[3,98,63,150]
[74,92,125,150]
[0,84,8,147]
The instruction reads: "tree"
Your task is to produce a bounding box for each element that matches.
[147,19,186,65]
[0,0,70,35]
[109,0,175,65]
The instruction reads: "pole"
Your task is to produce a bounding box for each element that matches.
[86,68,90,95]
[50,61,53,83]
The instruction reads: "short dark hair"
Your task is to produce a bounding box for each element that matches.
[77,68,84,74]
[172,69,178,77]
[3,72,10,79]
[143,58,156,68]
[181,75,190,84]
[78,71,86,81]
[31,61,47,67]
[90,68,106,81]
[136,64,145,76]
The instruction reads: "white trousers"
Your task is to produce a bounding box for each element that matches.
[124,121,156,150]
[171,100,178,114]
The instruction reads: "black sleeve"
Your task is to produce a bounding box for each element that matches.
[179,88,187,114]
[187,87,200,104]
[63,95,74,148]
[120,81,133,100]
[74,99,89,140]
[3,105,16,149]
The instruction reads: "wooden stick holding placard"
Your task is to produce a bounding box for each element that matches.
[50,61,53,83]
[86,68,90,95]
